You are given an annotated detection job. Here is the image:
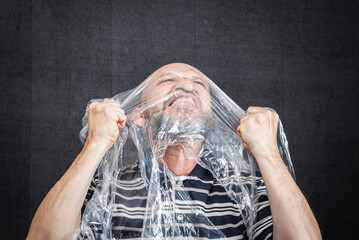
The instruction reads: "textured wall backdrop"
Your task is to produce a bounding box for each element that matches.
[1,0,358,239]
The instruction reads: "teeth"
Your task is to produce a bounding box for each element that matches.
[171,97,195,107]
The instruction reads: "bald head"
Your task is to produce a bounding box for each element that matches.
[151,63,203,80]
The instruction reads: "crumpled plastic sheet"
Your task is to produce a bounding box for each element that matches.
[75,65,295,239]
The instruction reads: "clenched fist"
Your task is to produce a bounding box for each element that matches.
[86,99,127,150]
[237,106,280,158]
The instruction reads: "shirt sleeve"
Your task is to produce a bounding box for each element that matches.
[79,171,104,239]
[252,171,273,240]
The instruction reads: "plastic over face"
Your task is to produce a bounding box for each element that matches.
[77,63,295,239]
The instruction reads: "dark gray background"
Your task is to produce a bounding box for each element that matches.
[1,0,358,239]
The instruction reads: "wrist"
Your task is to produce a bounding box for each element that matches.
[83,139,111,158]
[253,148,285,168]
[252,144,281,159]
[254,153,291,183]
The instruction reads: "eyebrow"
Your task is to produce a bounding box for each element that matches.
[156,73,180,81]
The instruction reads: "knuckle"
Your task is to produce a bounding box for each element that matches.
[89,101,96,108]
[103,107,112,115]
[89,102,99,112]
[95,105,104,113]
[268,110,278,117]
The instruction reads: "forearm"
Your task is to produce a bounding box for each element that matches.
[255,152,321,240]
[27,140,108,240]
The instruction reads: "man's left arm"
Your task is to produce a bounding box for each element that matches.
[237,106,321,240]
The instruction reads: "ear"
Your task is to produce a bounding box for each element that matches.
[132,107,146,127]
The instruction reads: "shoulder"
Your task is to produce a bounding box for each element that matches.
[93,161,142,183]
[82,161,143,210]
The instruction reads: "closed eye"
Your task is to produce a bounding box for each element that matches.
[158,79,175,85]
[194,81,205,87]
[194,80,210,90]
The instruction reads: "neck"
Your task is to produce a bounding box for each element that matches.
[163,142,203,176]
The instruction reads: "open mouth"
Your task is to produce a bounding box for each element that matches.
[167,93,200,110]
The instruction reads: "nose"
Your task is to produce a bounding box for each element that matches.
[175,78,196,93]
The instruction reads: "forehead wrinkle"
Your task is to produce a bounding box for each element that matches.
[143,69,210,100]
[158,72,180,79]
[156,72,208,86]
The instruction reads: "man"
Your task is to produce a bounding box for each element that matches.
[27,63,321,239]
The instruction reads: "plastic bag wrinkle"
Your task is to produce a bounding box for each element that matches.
[77,64,295,239]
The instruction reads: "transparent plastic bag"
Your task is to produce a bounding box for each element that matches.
[76,63,295,239]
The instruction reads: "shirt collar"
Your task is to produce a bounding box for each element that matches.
[187,163,214,181]
[158,163,214,181]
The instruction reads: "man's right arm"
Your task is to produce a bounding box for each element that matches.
[27,99,126,240]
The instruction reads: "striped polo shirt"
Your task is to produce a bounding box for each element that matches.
[81,162,273,239]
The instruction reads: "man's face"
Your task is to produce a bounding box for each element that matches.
[142,63,212,120]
